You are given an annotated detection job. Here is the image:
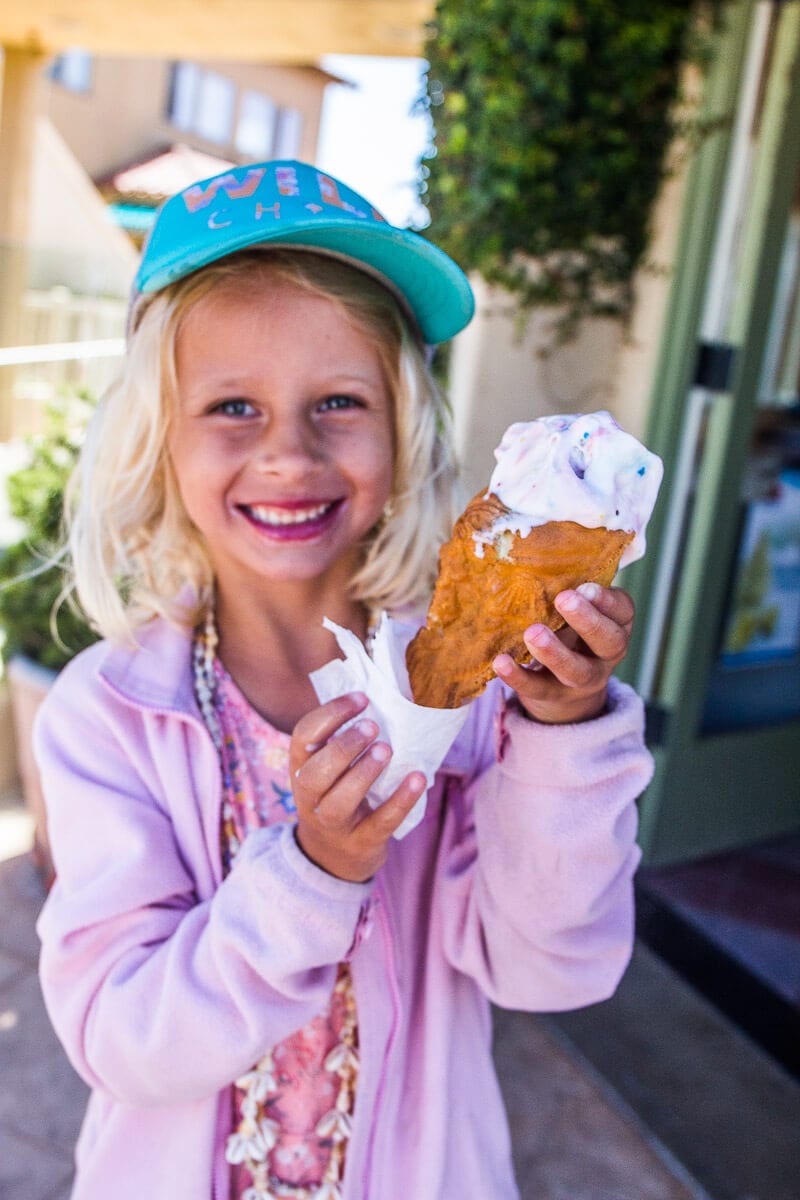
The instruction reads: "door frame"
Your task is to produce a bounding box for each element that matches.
[621,0,800,863]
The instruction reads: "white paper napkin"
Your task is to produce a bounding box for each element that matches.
[309,615,470,838]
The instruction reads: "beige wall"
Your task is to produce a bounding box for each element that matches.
[449,130,692,493]
[29,116,138,293]
[449,279,626,497]
[43,57,331,179]
[43,57,169,178]
[609,123,695,442]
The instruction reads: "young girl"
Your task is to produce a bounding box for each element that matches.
[35,160,652,1200]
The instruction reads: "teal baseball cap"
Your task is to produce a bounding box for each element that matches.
[133,159,475,345]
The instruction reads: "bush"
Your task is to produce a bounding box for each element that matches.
[420,0,726,334]
[0,393,97,671]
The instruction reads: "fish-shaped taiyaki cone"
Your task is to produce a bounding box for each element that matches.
[406,491,634,710]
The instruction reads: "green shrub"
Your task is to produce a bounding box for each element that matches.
[0,393,97,671]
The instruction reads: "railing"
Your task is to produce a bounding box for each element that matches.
[0,287,127,437]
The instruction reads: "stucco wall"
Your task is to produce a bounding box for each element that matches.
[449,279,626,497]
[29,116,138,296]
[448,136,691,494]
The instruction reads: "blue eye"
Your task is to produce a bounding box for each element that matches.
[214,399,255,416]
[319,394,363,412]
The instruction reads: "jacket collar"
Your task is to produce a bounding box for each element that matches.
[98,615,198,715]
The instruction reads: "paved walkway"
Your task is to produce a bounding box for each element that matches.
[0,795,702,1200]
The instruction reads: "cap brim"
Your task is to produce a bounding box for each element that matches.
[136,213,474,346]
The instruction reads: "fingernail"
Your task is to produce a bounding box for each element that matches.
[370,743,391,763]
[408,772,426,793]
[349,691,368,707]
[493,656,512,677]
[577,582,600,601]
[530,627,551,648]
[557,591,579,613]
[304,741,323,754]
[356,718,378,738]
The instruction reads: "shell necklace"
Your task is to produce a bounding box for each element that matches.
[192,610,358,1200]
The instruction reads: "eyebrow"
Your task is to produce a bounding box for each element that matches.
[190,369,385,391]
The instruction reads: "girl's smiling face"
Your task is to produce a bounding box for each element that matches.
[169,274,396,601]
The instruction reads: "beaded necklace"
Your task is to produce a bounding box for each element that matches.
[192,610,359,1200]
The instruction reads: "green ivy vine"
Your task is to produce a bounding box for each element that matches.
[419,0,726,335]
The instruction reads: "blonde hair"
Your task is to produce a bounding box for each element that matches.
[67,249,462,643]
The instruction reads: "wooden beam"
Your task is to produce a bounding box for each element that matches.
[0,46,46,241]
[0,1,431,62]
[0,46,47,438]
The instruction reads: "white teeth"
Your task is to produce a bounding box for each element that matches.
[247,502,332,527]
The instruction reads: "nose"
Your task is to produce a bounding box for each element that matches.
[254,413,322,475]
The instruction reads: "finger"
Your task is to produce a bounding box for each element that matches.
[494,648,608,723]
[521,626,603,689]
[553,590,631,663]
[493,640,595,695]
[575,583,635,630]
[312,740,393,828]
[290,692,368,768]
[354,772,427,843]
[294,716,380,802]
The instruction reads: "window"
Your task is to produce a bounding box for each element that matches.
[49,49,93,94]
[167,63,236,145]
[273,107,304,159]
[166,64,297,158]
[195,72,236,144]
[168,63,200,132]
[759,211,800,407]
[235,90,277,159]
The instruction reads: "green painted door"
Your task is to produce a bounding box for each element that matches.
[620,0,800,865]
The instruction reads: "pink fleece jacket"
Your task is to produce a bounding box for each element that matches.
[35,615,651,1200]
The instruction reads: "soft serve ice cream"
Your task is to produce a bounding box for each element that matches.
[406,410,663,709]
[477,411,663,568]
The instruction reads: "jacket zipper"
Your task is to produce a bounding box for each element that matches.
[360,881,401,1199]
[212,1090,230,1200]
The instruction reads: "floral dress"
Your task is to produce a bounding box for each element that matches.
[205,654,357,1200]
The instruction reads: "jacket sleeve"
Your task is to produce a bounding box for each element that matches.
[437,677,651,1011]
[35,666,371,1107]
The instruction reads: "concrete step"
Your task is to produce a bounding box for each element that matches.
[548,942,800,1200]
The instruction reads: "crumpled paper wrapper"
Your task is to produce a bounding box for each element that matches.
[309,616,470,838]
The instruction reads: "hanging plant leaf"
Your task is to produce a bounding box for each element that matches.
[419,0,727,337]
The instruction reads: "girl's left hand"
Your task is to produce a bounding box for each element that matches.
[492,582,634,725]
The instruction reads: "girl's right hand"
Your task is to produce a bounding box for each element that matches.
[290,693,426,883]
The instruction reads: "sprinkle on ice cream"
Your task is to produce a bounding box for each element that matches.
[477,411,663,569]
